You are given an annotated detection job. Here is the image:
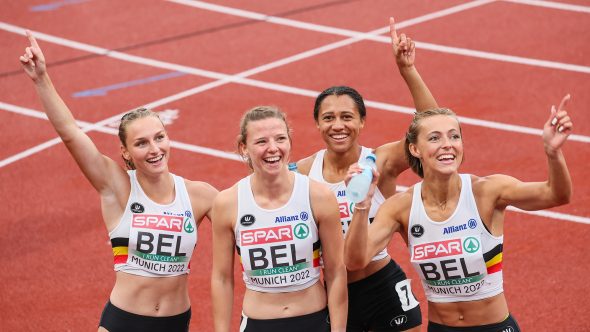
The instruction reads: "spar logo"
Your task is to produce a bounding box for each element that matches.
[294,223,309,239]
[463,237,480,253]
[132,215,183,232]
[241,225,292,246]
[413,239,462,260]
[338,202,350,219]
[183,218,194,233]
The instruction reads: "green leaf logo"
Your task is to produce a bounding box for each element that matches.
[184,218,195,233]
[294,223,309,239]
[463,237,480,253]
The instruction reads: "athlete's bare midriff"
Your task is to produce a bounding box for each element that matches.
[242,281,327,319]
[427,292,509,326]
[110,272,190,316]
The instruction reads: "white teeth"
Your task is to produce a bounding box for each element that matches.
[147,155,163,163]
[331,134,348,139]
[264,156,280,162]
[437,154,455,161]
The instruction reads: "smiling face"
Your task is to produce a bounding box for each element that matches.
[120,116,170,175]
[240,117,291,176]
[316,94,365,153]
[408,114,463,177]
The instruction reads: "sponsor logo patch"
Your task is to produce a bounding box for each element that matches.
[390,315,408,327]
[132,215,183,232]
[339,202,350,219]
[411,224,424,237]
[275,214,299,223]
[130,202,144,213]
[240,214,256,226]
[413,239,462,260]
[183,218,195,233]
[294,223,310,239]
[463,237,480,253]
[241,225,292,245]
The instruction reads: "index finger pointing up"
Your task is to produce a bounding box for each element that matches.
[26,30,40,49]
[557,94,571,111]
[389,17,398,43]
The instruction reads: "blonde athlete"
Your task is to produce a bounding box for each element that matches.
[211,106,347,332]
[345,98,573,332]
[20,32,218,332]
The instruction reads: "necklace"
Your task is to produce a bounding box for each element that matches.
[436,199,448,211]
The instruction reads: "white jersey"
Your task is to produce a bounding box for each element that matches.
[109,170,197,277]
[408,174,504,303]
[309,147,388,262]
[235,173,321,293]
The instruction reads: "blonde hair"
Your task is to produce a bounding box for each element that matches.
[118,107,164,170]
[404,108,461,178]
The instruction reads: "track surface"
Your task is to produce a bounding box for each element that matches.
[1,1,589,331]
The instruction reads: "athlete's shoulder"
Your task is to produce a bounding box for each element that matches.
[308,177,333,198]
[293,153,318,175]
[185,179,218,199]
[470,173,517,194]
[214,183,239,206]
[389,186,413,207]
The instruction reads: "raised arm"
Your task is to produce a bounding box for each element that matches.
[390,17,437,112]
[210,189,237,332]
[19,31,124,194]
[310,181,347,331]
[374,19,438,195]
[492,95,573,211]
[343,165,402,270]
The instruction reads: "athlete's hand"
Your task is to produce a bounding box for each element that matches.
[543,94,573,156]
[390,17,415,69]
[19,30,47,82]
[345,162,379,210]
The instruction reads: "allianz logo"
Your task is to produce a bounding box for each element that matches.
[443,218,478,235]
[275,215,299,223]
[501,327,515,332]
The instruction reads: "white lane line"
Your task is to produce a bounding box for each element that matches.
[2,101,587,225]
[502,0,590,13]
[166,0,590,74]
[0,100,242,168]
[166,0,494,37]
[3,23,589,144]
[415,41,590,74]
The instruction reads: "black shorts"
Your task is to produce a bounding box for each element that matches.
[240,307,330,332]
[428,314,520,332]
[347,259,422,332]
[99,301,191,332]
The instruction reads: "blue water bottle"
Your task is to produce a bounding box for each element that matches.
[346,153,376,203]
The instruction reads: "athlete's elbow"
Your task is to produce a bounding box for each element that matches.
[554,189,572,206]
[344,256,368,271]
